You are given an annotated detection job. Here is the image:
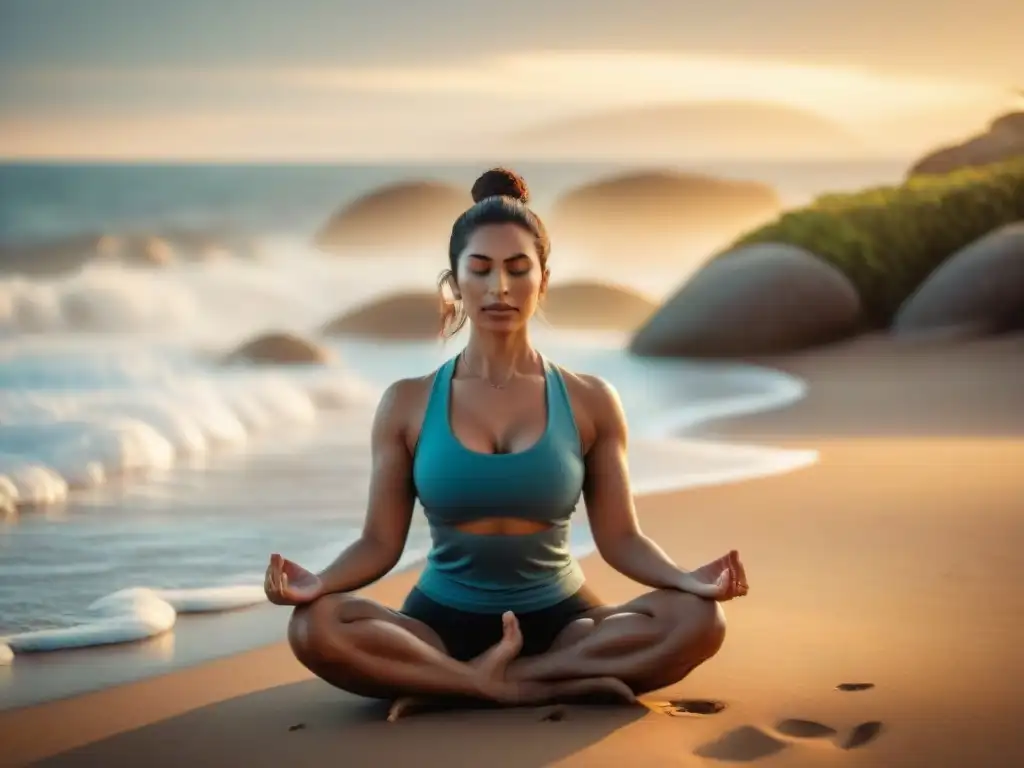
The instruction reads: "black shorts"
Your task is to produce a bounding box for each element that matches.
[400,585,602,662]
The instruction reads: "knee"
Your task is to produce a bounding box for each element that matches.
[663,591,727,662]
[287,593,355,666]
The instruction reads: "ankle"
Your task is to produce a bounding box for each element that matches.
[469,674,510,702]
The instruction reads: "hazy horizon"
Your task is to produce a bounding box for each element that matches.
[1,1,1021,161]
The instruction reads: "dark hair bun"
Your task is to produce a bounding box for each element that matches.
[471,167,530,204]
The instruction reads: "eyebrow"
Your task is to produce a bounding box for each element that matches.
[467,253,530,262]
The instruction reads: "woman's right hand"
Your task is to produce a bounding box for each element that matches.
[264,553,325,606]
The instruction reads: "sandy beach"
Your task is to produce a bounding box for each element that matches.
[2,333,1022,767]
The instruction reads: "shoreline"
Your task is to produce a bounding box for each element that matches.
[4,330,1021,713]
[0,332,1021,766]
[2,442,1021,765]
[0,343,814,706]
[0,442,817,713]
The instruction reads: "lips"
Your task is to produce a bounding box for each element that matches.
[483,303,517,312]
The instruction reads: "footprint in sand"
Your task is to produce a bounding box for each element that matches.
[841,721,884,750]
[652,698,727,717]
[836,682,875,692]
[694,725,789,762]
[695,718,885,761]
[540,707,568,722]
[774,718,837,739]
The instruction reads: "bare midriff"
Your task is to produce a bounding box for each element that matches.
[452,517,554,535]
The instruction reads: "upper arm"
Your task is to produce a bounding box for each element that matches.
[360,379,420,563]
[580,375,641,553]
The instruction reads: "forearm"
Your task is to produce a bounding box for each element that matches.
[600,532,688,591]
[316,535,400,595]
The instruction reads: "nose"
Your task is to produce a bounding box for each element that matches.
[489,268,510,295]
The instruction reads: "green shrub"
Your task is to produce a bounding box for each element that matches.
[726,156,1024,326]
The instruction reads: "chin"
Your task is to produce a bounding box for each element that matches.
[476,314,525,333]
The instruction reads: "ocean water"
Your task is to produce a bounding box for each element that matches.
[0,160,904,669]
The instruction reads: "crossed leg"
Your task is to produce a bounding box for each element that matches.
[507,588,727,694]
[288,588,725,721]
[287,594,634,721]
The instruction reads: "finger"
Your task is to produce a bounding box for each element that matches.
[715,569,730,599]
[280,571,290,597]
[274,555,288,582]
[732,552,748,595]
[726,566,737,600]
[731,550,746,584]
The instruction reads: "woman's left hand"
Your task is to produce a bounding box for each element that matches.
[676,550,748,601]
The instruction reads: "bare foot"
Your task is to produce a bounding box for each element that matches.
[513,676,637,706]
[387,696,433,723]
[389,615,524,722]
[470,613,635,707]
[470,611,524,696]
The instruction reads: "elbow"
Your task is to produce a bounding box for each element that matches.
[593,530,637,569]
[363,534,405,573]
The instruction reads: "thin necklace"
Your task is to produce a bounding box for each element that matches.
[460,350,517,389]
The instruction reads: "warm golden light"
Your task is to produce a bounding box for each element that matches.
[0,51,1005,160]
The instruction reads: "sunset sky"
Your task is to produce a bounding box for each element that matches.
[1,0,1020,160]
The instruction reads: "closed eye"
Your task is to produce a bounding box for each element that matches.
[467,253,532,276]
[505,254,531,275]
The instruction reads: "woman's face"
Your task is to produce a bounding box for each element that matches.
[455,223,547,334]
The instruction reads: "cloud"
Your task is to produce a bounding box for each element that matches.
[0,51,1006,159]
[12,51,999,101]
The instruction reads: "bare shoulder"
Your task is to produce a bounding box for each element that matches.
[553,365,627,447]
[374,371,438,451]
[378,373,433,412]
[558,368,621,410]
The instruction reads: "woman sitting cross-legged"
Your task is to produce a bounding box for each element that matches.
[263,167,748,721]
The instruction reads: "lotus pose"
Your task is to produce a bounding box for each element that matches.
[264,168,747,721]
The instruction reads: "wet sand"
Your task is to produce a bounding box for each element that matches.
[1,334,1022,767]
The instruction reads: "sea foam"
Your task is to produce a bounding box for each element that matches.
[0,242,817,665]
[0,341,373,510]
[1,586,267,653]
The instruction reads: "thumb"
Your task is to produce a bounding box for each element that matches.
[680,573,719,598]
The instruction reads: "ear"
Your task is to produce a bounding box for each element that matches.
[442,268,462,300]
[540,268,550,297]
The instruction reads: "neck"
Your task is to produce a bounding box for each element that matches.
[462,327,538,381]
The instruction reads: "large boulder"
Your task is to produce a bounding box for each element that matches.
[629,244,862,358]
[892,223,1024,335]
[322,292,440,339]
[221,332,334,365]
[321,282,658,339]
[549,171,780,260]
[909,111,1024,177]
[315,181,470,253]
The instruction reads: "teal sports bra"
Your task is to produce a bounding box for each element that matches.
[411,353,586,613]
